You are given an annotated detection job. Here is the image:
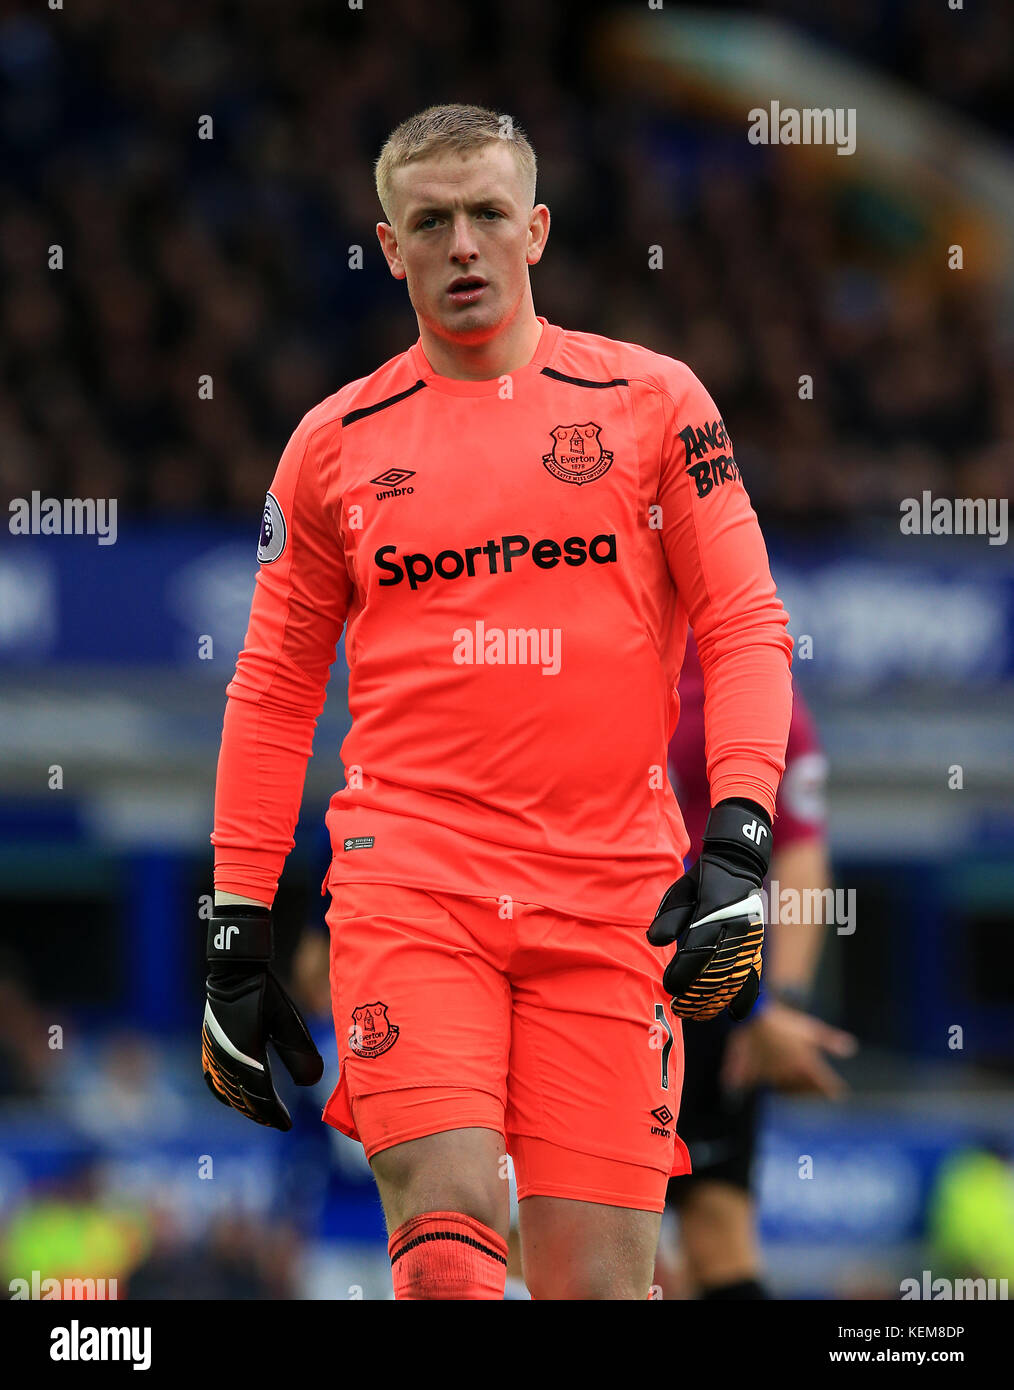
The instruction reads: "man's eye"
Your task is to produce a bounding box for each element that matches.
[417,217,438,230]
[479,209,502,219]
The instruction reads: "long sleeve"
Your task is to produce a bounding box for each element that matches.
[653,364,793,819]
[211,406,351,902]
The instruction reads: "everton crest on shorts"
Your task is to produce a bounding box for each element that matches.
[350,1001,400,1057]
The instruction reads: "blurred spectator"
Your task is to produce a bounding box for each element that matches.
[0,0,1008,530]
[2,1162,148,1299]
[65,1030,188,1138]
[0,950,59,1100]
[927,1143,1014,1286]
[124,1212,297,1300]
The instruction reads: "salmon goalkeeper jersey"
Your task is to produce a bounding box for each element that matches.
[212,317,793,926]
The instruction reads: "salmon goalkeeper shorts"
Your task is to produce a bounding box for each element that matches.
[322,882,691,1213]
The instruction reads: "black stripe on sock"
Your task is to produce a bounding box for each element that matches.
[389,1229,508,1267]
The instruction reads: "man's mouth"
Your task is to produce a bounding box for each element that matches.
[447,277,488,304]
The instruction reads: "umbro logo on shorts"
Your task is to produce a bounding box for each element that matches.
[650,1104,674,1137]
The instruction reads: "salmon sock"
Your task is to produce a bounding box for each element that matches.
[388,1211,508,1300]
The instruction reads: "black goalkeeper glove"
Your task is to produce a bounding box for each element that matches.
[647,798,772,1022]
[202,905,323,1131]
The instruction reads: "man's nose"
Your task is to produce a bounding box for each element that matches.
[449,214,480,259]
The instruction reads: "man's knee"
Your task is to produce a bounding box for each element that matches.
[369,1126,509,1237]
[526,1266,650,1300]
[520,1195,660,1300]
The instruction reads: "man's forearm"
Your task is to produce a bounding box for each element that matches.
[211,689,321,903]
[767,836,832,995]
[215,891,271,908]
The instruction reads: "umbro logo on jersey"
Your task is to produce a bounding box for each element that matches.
[372,468,416,501]
[542,423,613,486]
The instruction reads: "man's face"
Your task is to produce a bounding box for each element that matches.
[377,142,548,345]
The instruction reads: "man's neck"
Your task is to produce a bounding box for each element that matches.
[418,312,544,381]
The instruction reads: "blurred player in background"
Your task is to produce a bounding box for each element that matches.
[204,103,793,1300]
[501,635,857,1298]
[655,633,858,1299]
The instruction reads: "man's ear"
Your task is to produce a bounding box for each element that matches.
[376,222,406,280]
[526,204,550,267]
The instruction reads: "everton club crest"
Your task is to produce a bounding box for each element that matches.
[350,1001,400,1058]
[542,423,613,486]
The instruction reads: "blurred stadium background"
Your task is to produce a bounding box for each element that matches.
[1,0,1012,1300]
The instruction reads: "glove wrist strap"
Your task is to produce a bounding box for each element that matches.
[703,799,773,879]
[207,909,273,962]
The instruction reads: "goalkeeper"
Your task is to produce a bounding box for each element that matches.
[205,103,793,1300]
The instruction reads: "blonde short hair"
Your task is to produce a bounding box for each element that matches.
[375,103,537,223]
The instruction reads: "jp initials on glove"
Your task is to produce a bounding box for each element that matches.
[203,905,323,1130]
[647,798,772,1022]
